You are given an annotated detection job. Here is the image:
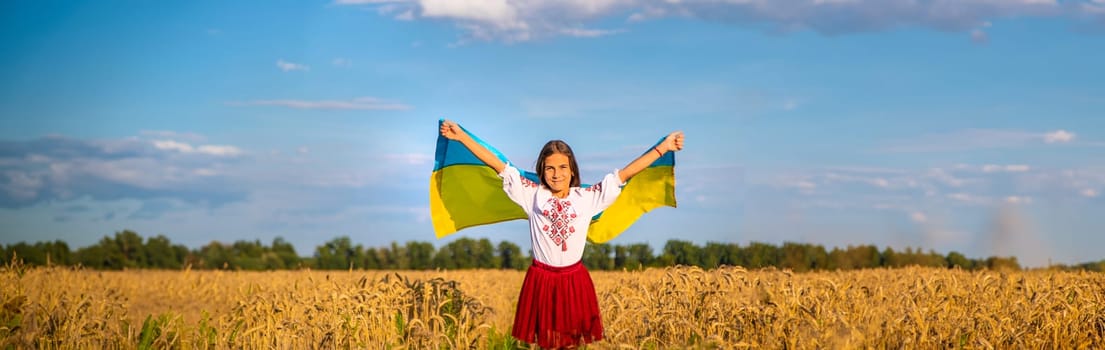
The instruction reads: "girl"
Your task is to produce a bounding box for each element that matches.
[439,120,684,348]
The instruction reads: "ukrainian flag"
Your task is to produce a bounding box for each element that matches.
[430,119,676,243]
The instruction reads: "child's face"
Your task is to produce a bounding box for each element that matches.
[542,153,573,193]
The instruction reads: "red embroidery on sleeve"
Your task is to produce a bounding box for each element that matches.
[584,183,602,192]
[520,177,538,188]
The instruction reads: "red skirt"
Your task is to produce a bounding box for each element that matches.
[512,260,604,348]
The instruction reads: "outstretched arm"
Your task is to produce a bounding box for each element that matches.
[440,120,507,173]
[618,131,684,183]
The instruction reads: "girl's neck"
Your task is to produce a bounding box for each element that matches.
[550,188,569,199]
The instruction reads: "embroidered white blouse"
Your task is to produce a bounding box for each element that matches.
[498,165,625,267]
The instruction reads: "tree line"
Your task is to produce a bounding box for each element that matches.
[4,230,1104,272]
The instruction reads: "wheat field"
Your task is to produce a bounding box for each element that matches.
[3,261,1104,349]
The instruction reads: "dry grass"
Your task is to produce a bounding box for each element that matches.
[3,260,1104,349]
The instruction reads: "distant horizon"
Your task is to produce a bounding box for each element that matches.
[3,1,1105,268]
[5,229,1100,270]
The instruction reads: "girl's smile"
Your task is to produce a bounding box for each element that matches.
[542,153,573,198]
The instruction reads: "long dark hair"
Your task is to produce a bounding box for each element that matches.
[535,140,581,189]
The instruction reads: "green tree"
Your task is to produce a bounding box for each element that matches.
[96,230,147,269]
[701,242,729,269]
[261,251,286,270]
[406,241,436,270]
[881,247,900,268]
[497,241,525,270]
[231,239,266,270]
[807,244,829,270]
[377,244,398,269]
[613,245,627,269]
[475,238,498,269]
[625,243,654,270]
[271,237,301,269]
[851,245,882,269]
[315,236,357,269]
[922,249,948,268]
[741,242,779,268]
[661,240,701,267]
[199,241,232,269]
[144,235,184,269]
[76,244,109,268]
[583,242,614,270]
[42,240,72,266]
[434,238,478,269]
[120,230,147,268]
[780,242,812,272]
[361,247,381,269]
[986,256,1021,270]
[79,231,145,270]
[5,242,45,266]
[388,242,409,270]
[827,247,848,270]
[946,251,972,269]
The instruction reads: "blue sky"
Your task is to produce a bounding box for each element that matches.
[2,0,1104,267]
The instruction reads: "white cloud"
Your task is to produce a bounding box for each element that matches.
[332,58,353,67]
[879,127,1060,150]
[882,128,1084,153]
[936,189,1041,207]
[0,132,437,213]
[870,178,890,188]
[882,129,1036,152]
[230,97,411,110]
[1004,164,1031,172]
[141,130,205,143]
[420,0,520,25]
[794,180,817,190]
[1044,129,1075,143]
[395,10,416,20]
[824,166,908,175]
[196,145,243,157]
[334,0,409,4]
[153,140,242,157]
[76,158,191,190]
[947,193,973,202]
[559,27,625,38]
[756,162,1105,213]
[910,211,927,223]
[334,0,1101,42]
[25,154,50,164]
[927,168,969,187]
[343,0,631,42]
[0,132,456,253]
[782,99,801,111]
[153,140,194,153]
[1086,1,1105,14]
[982,164,1031,173]
[276,59,309,72]
[946,192,995,206]
[970,29,989,44]
[2,171,44,200]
